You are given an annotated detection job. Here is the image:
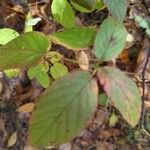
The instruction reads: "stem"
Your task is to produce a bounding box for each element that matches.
[140,0,150,129]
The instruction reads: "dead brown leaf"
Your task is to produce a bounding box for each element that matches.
[96,141,116,150]
[17,103,35,113]
[7,132,17,148]
[75,51,89,71]
[98,128,122,139]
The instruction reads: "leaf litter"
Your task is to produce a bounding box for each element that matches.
[0,0,150,150]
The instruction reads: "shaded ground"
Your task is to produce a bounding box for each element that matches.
[0,0,150,150]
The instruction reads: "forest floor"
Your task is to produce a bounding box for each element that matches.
[0,0,150,150]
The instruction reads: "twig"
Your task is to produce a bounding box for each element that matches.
[142,126,150,137]
[141,48,150,127]
[140,0,150,128]
[142,0,150,17]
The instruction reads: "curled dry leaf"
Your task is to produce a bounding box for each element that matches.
[75,51,89,71]
[17,103,35,113]
[7,132,17,147]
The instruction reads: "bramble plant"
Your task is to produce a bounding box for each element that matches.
[0,0,142,148]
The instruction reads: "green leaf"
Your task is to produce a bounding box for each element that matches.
[29,71,98,147]
[51,0,75,28]
[50,27,96,50]
[109,112,118,127]
[70,0,96,12]
[28,64,50,88]
[146,29,150,38]
[28,66,37,79]
[135,16,149,29]
[0,28,19,45]
[94,0,105,10]
[50,63,68,79]
[97,67,141,127]
[103,0,127,21]
[36,71,50,88]
[70,0,104,12]
[26,18,41,26]
[0,32,49,70]
[94,17,127,61]
[4,68,20,78]
[37,63,49,72]
[46,51,63,64]
[98,93,108,106]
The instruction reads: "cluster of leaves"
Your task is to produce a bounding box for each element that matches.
[0,0,142,148]
[28,52,68,88]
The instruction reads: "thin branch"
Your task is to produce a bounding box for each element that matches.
[141,48,150,127]
[140,0,150,128]
[142,0,150,17]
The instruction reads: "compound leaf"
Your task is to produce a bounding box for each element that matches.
[29,71,98,147]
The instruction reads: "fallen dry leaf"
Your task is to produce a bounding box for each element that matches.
[0,118,5,131]
[76,51,89,71]
[98,128,122,139]
[17,103,35,113]
[118,49,130,64]
[94,109,109,125]
[96,141,116,150]
[59,143,72,150]
[23,145,39,150]
[144,100,150,109]
[7,132,17,148]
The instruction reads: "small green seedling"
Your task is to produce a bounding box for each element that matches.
[0,0,141,148]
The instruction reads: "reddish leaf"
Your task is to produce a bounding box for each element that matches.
[97,67,141,127]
